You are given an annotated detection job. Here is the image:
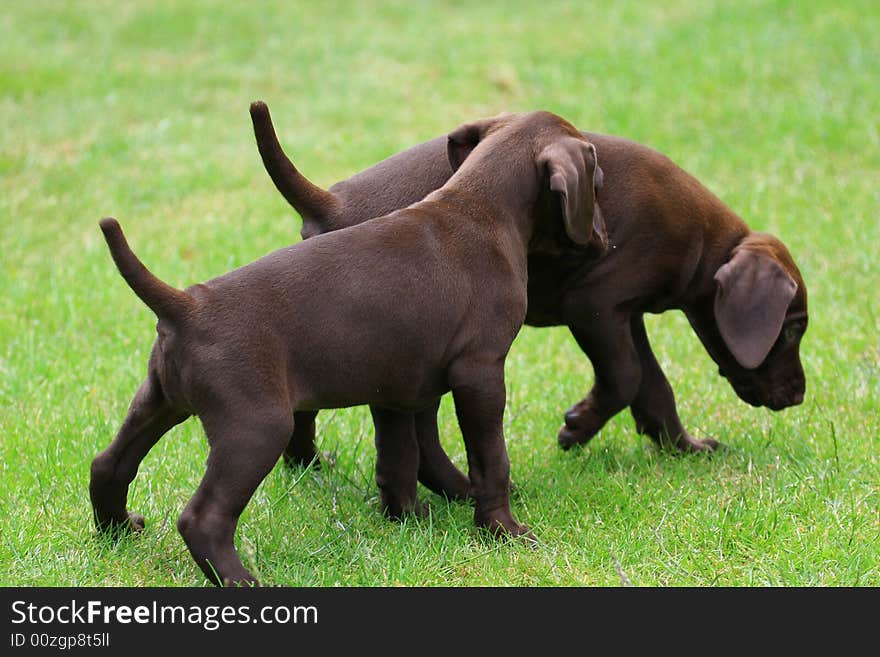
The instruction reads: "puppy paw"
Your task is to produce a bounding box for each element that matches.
[127,512,146,531]
[484,522,539,549]
[428,472,472,502]
[693,437,722,452]
[516,530,540,549]
[475,510,535,545]
[502,523,538,548]
[557,404,604,449]
[557,423,592,450]
[382,498,428,521]
[95,511,145,537]
[669,435,723,454]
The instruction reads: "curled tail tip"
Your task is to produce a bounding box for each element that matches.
[250,100,270,120]
[99,216,121,234]
[250,100,274,131]
[99,217,130,254]
[250,99,282,148]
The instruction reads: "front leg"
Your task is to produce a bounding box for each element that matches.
[629,315,719,453]
[557,313,641,449]
[450,362,530,538]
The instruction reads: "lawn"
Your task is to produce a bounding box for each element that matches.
[1,0,877,586]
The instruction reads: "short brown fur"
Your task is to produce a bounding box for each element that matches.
[91,111,606,586]
[250,101,808,501]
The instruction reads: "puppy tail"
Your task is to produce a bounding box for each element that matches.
[99,218,193,321]
[249,100,339,221]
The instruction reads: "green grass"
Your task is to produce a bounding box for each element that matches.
[1,0,877,586]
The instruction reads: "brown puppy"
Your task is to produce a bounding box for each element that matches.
[251,102,808,500]
[91,111,606,586]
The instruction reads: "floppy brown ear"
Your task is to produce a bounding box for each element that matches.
[447,116,502,172]
[539,139,608,250]
[714,247,798,369]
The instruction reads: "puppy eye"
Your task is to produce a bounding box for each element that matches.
[783,325,801,342]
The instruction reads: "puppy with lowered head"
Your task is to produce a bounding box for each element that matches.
[252,101,808,503]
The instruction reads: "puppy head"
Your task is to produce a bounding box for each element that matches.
[711,232,808,410]
[446,111,607,256]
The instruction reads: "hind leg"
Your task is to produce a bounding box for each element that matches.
[177,408,292,587]
[90,373,188,534]
[370,406,424,518]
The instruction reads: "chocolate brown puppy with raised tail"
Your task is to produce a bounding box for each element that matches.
[251,101,808,500]
[91,111,606,586]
